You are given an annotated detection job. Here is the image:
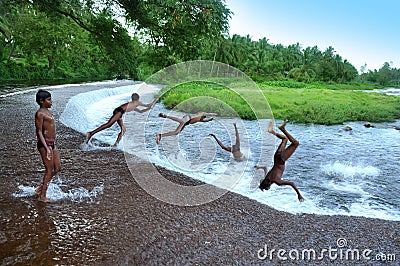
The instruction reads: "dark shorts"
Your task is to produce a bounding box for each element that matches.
[274,151,285,165]
[232,144,240,153]
[37,140,55,150]
[259,178,272,191]
[180,115,192,131]
[113,106,125,117]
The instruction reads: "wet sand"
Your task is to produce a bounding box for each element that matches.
[0,82,399,265]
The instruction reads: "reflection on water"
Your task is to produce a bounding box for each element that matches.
[0,197,114,265]
[51,209,111,263]
[0,198,57,265]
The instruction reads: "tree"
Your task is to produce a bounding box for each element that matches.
[13,6,78,77]
[377,62,392,86]
[24,0,232,67]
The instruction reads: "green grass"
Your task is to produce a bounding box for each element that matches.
[262,87,400,124]
[158,80,400,125]
[157,81,273,120]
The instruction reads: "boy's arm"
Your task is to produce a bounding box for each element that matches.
[134,100,157,113]
[275,180,304,202]
[254,165,268,176]
[209,134,232,152]
[134,106,152,113]
[138,99,158,108]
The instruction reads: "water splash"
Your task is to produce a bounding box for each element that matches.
[13,177,104,203]
[321,161,380,178]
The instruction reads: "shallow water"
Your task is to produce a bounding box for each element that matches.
[0,80,140,264]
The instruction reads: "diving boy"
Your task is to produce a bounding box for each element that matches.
[255,120,304,202]
[85,93,157,147]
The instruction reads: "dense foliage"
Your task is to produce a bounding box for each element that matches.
[1,0,399,86]
[0,0,231,80]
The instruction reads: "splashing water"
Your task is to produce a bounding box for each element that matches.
[321,161,380,179]
[13,177,104,203]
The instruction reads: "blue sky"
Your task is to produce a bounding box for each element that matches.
[225,0,400,72]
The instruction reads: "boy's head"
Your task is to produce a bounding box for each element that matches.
[131,93,140,101]
[259,178,271,191]
[36,90,51,105]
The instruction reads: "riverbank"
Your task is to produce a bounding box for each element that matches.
[0,81,399,265]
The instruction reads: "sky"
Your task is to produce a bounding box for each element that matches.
[225,0,400,72]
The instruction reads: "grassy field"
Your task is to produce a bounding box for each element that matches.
[158,80,400,125]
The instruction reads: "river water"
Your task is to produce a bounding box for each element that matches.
[40,81,400,221]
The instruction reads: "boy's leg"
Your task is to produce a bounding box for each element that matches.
[233,123,240,148]
[37,148,55,202]
[268,120,287,140]
[160,122,186,138]
[34,185,43,195]
[156,122,186,144]
[113,119,126,146]
[268,120,288,156]
[86,113,121,143]
[159,113,182,123]
[52,149,61,174]
[278,120,299,161]
[278,120,298,144]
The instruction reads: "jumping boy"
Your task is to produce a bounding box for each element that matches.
[85,93,157,147]
[255,120,304,202]
[35,89,60,203]
[209,123,245,161]
[156,112,216,144]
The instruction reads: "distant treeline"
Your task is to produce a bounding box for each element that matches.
[0,0,399,86]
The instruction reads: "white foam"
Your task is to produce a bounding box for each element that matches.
[0,88,39,98]
[364,87,400,97]
[13,177,104,203]
[59,83,145,135]
[321,161,380,178]
[0,79,127,98]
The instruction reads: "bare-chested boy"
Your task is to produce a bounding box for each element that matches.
[255,120,304,202]
[35,89,60,203]
[85,93,157,147]
[156,112,216,144]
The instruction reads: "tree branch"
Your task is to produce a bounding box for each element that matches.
[33,0,103,38]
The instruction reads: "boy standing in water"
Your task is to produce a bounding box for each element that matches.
[255,120,304,202]
[85,93,157,147]
[34,89,60,202]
